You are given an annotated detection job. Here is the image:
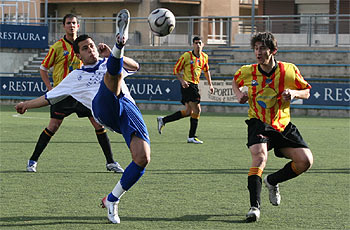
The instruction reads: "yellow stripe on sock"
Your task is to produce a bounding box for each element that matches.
[43,129,52,137]
[248,167,263,177]
[190,112,200,119]
[181,110,188,117]
[96,129,107,135]
[291,162,302,175]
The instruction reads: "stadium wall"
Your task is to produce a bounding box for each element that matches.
[1,76,349,117]
[0,48,38,74]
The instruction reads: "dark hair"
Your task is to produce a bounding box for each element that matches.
[251,32,278,52]
[192,36,201,43]
[73,34,93,54]
[63,13,77,25]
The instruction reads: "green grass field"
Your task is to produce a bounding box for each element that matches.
[0,104,349,230]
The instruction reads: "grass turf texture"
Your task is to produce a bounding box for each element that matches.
[0,104,349,230]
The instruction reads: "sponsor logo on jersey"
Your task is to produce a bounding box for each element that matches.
[63,51,69,56]
[266,79,272,84]
[251,80,258,86]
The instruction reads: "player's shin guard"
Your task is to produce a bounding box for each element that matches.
[107,55,123,76]
[121,161,145,190]
[108,161,145,202]
[30,128,54,161]
[106,43,125,76]
[95,128,114,164]
[247,167,263,208]
[189,114,199,138]
[266,161,299,186]
[248,175,262,208]
[163,111,183,124]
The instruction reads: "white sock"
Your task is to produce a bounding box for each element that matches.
[111,181,126,200]
[111,45,124,58]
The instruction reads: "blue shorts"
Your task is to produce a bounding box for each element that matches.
[92,80,150,148]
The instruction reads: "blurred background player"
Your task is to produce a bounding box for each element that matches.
[27,13,123,173]
[232,32,313,222]
[157,36,214,144]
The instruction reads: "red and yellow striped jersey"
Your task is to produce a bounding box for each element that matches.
[173,51,209,84]
[234,61,311,132]
[41,36,82,87]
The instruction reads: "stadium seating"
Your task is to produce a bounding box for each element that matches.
[16,46,350,82]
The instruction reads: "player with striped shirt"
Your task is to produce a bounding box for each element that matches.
[27,14,123,173]
[232,32,314,222]
[157,36,214,144]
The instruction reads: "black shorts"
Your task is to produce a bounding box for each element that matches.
[181,82,200,105]
[246,118,309,158]
[50,96,93,120]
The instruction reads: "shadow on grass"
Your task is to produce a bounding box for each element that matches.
[122,214,246,223]
[0,214,246,227]
[148,168,350,175]
[0,169,124,174]
[0,216,105,227]
[0,140,125,144]
[1,168,349,175]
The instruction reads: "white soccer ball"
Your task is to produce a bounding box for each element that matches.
[148,8,176,37]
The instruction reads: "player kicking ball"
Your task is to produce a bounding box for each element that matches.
[15,9,150,224]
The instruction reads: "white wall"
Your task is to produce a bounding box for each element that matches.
[0,50,37,73]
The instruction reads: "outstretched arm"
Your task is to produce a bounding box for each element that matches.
[123,56,139,72]
[15,95,49,114]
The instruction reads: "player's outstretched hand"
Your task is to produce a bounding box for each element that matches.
[98,43,111,58]
[15,102,27,114]
[209,84,214,94]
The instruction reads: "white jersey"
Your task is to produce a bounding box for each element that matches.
[45,57,136,110]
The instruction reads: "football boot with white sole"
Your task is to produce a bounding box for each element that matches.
[246,207,260,222]
[26,160,37,172]
[106,162,124,173]
[157,117,164,134]
[115,9,130,46]
[264,175,281,206]
[187,137,203,144]
[101,196,120,224]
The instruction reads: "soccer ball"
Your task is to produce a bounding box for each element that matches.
[148,8,176,37]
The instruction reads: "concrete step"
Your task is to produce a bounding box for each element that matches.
[213,49,350,64]
[23,65,40,71]
[218,63,350,78]
[20,69,39,73]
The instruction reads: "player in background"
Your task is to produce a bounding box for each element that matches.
[232,32,313,222]
[16,9,150,224]
[157,36,214,144]
[27,13,123,173]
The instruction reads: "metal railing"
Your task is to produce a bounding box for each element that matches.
[2,14,349,47]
